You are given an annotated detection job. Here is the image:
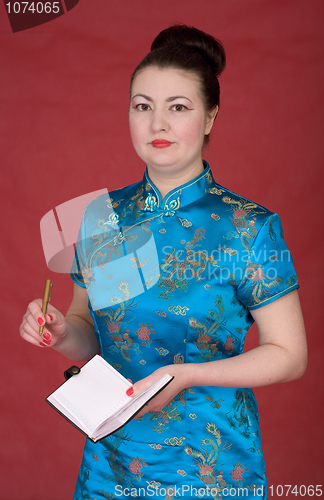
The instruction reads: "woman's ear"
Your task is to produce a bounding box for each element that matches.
[204,106,219,135]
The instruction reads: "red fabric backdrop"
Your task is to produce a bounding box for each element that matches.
[1,0,323,498]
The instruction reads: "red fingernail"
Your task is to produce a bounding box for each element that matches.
[43,332,51,341]
[42,339,51,345]
[48,315,53,321]
[39,342,47,347]
[126,387,134,396]
[37,317,44,326]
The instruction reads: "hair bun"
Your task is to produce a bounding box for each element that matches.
[151,24,226,77]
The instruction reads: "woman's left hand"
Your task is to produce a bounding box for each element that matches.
[129,363,190,418]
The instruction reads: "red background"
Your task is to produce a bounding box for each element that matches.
[1,1,323,498]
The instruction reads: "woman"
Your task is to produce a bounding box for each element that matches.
[20,25,307,499]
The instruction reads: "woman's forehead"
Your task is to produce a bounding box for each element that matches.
[131,66,201,98]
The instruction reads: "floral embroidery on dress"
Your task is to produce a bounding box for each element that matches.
[102,428,132,486]
[149,397,183,433]
[97,284,140,362]
[223,335,236,353]
[184,422,232,496]
[135,322,155,346]
[164,197,181,216]
[229,462,249,486]
[158,228,214,299]
[143,194,181,217]
[143,193,158,212]
[204,170,212,183]
[226,389,259,438]
[103,212,120,229]
[222,196,265,251]
[174,353,184,364]
[189,296,228,362]
[286,275,298,288]
[241,261,282,305]
[128,456,148,480]
[265,214,283,241]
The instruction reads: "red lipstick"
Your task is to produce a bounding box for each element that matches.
[152,139,172,148]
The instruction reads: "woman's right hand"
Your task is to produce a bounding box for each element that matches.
[19,299,68,349]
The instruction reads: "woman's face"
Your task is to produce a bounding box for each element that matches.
[129,66,216,179]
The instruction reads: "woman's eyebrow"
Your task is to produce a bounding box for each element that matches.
[131,93,193,103]
[165,95,193,103]
[131,93,153,101]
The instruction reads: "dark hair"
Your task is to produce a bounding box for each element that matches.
[131,25,226,144]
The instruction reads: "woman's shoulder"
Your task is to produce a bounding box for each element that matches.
[208,175,276,225]
[212,178,269,209]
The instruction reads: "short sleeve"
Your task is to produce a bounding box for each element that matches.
[70,204,89,289]
[237,214,299,310]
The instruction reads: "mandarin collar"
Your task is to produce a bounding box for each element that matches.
[141,161,214,217]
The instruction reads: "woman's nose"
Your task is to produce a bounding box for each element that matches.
[150,109,170,133]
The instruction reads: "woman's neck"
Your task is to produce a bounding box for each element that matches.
[147,161,205,200]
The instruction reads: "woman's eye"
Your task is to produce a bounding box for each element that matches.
[135,103,151,111]
[171,104,187,111]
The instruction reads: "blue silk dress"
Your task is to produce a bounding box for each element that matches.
[71,162,298,500]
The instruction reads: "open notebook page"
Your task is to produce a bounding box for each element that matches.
[47,356,131,434]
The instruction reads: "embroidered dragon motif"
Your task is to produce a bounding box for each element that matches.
[158,228,216,299]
